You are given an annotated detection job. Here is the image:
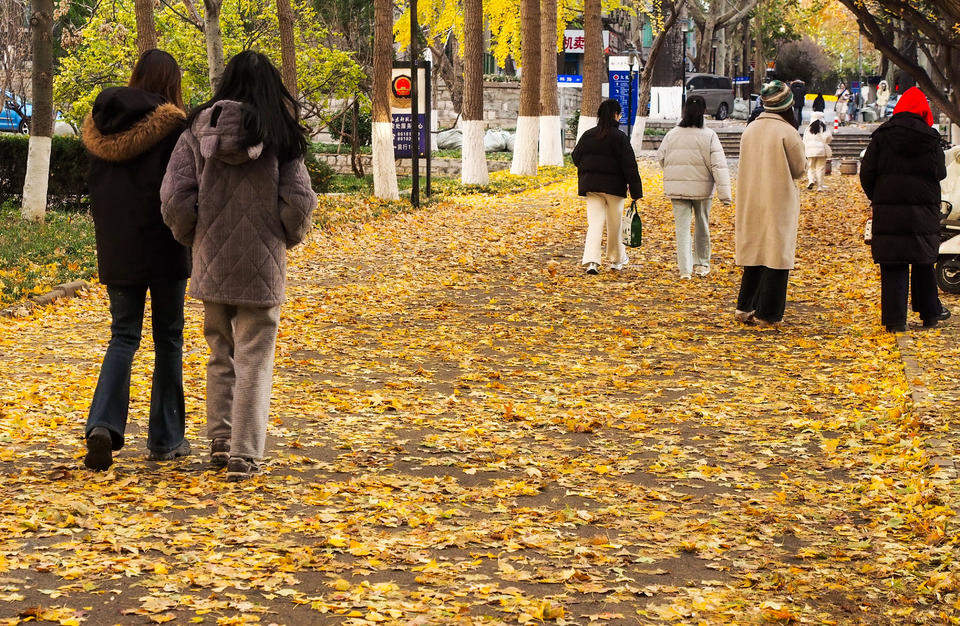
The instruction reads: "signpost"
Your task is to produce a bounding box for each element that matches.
[608,57,638,132]
[391,63,432,202]
[558,74,582,86]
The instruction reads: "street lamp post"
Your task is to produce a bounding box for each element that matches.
[410,0,420,207]
[627,44,637,137]
[681,18,689,106]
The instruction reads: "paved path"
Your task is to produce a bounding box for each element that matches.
[0,168,958,624]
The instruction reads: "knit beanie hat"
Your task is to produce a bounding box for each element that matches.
[761,80,794,112]
[892,86,934,126]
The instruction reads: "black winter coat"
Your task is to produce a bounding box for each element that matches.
[860,112,946,264]
[82,87,191,286]
[571,126,643,199]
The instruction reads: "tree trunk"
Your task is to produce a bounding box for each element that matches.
[631,0,686,154]
[134,0,158,54]
[21,0,53,222]
[538,0,562,166]
[461,0,488,185]
[351,99,365,178]
[510,0,541,175]
[372,0,399,199]
[697,17,716,72]
[577,0,602,141]
[203,0,225,89]
[276,0,298,99]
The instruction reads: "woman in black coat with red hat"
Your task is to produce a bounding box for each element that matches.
[861,86,950,333]
[81,49,191,470]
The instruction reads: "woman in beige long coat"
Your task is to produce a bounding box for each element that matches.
[735,81,806,327]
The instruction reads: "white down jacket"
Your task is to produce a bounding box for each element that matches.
[656,126,732,202]
[803,125,833,158]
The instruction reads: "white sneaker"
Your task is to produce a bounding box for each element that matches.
[694,265,710,277]
[610,258,629,271]
[584,262,600,275]
[680,273,692,280]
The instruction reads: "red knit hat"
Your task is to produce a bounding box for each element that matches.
[893,87,934,126]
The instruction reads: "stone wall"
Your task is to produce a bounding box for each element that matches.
[317,153,511,177]
[435,82,583,130]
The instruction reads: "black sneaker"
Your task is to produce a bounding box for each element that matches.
[84,427,113,471]
[226,457,261,482]
[148,439,191,462]
[210,438,230,469]
[886,324,907,333]
[923,307,951,328]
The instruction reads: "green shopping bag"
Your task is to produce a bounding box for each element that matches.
[621,200,643,248]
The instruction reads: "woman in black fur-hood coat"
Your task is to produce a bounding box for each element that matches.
[83,85,190,284]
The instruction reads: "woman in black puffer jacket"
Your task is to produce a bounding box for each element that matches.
[572,99,643,275]
[861,86,949,333]
[81,49,191,471]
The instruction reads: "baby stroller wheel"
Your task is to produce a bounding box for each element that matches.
[936,255,960,294]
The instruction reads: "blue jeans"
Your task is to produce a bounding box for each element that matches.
[86,281,188,453]
[672,199,711,276]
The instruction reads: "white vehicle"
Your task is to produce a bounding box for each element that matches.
[937,146,960,292]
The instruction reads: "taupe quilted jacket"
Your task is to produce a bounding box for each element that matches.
[160,100,316,307]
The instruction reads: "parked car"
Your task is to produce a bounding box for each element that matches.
[0,92,31,134]
[685,73,735,120]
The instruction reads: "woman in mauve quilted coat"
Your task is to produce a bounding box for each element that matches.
[161,51,317,481]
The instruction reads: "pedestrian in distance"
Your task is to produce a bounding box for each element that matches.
[790,79,806,127]
[656,95,732,279]
[161,51,317,481]
[803,119,832,191]
[835,82,851,125]
[876,80,891,119]
[81,49,191,472]
[812,93,826,115]
[571,99,643,275]
[734,81,806,328]
[860,86,950,333]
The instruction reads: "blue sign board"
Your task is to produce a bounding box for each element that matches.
[733,76,750,85]
[392,113,427,158]
[608,70,638,127]
[558,74,582,84]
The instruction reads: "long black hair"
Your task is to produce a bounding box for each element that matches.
[189,51,308,162]
[596,99,621,137]
[808,120,826,135]
[678,95,706,128]
[129,49,184,110]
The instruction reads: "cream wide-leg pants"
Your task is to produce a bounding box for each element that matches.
[582,192,629,266]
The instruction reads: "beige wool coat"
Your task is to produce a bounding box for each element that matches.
[735,113,806,270]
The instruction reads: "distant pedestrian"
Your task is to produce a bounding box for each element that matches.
[656,95,732,279]
[161,51,317,481]
[835,83,851,124]
[803,119,832,191]
[571,99,643,275]
[790,80,806,127]
[860,86,950,332]
[876,80,891,118]
[734,81,806,327]
[747,98,765,124]
[812,93,826,114]
[81,49,191,472]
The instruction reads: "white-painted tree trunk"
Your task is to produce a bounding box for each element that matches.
[576,115,597,142]
[372,121,399,200]
[511,116,539,175]
[21,136,51,221]
[630,117,647,155]
[538,115,564,166]
[461,120,489,185]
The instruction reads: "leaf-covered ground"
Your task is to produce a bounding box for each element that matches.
[1,165,958,624]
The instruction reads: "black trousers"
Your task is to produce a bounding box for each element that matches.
[737,266,790,323]
[879,263,941,327]
[86,281,188,453]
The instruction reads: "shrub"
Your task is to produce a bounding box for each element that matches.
[304,147,336,193]
[0,134,89,212]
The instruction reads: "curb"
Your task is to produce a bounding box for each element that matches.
[896,333,958,477]
[0,279,92,319]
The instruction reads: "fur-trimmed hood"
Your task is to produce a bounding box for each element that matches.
[83,87,185,162]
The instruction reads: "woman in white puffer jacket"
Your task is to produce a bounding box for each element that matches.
[657,95,732,279]
[802,119,832,191]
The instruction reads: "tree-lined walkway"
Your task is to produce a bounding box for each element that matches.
[1,166,958,624]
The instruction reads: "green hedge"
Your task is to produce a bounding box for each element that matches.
[0,134,89,212]
[0,134,336,210]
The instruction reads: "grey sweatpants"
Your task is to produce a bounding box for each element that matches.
[203,302,281,460]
